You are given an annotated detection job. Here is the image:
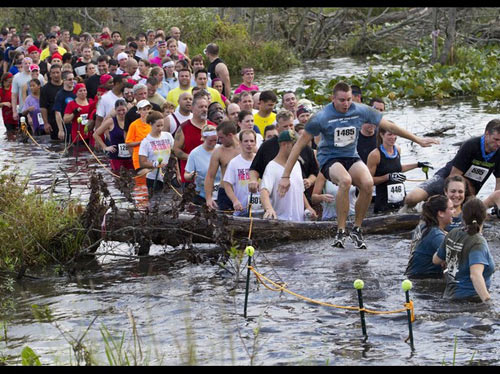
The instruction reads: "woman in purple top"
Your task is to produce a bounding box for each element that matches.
[21,78,43,135]
[234,67,259,95]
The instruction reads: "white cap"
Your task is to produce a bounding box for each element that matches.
[117,52,128,61]
[137,99,152,109]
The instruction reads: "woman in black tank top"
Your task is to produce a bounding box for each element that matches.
[367,127,424,214]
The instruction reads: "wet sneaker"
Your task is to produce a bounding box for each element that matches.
[350,226,367,249]
[332,229,347,248]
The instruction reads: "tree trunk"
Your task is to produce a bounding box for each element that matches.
[439,7,457,65]
[431,8,439,63]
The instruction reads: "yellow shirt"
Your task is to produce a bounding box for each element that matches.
[40,46,68,61]
[166,86,192,107]
[254,111,277,135]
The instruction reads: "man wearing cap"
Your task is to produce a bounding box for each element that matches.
[124,83,161,134]
[27,45,48,79]
[260,129,317,221]
[277,81,438,249]
[205,43,231,99]
[99,32,114,56]
[125,99,153,170]
[249,109,318,204]
[53,70,77,142]
[40,33,67,62]
[116,52,128,75]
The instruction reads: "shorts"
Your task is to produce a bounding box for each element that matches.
[321,157,362,183]
[4,122,18,131]
[418,174,445,196]
[217,187,233,211]
[110,158,134,173]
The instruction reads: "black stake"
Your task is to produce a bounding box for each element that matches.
[354,279,367,337]
[405,290,415,351]
[243,242,254,318]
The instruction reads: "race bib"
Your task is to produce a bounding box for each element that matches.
[212,183,220,200]
[247,194,262,211]
[80,113,88,125]
[464,164,489,182]
[118,143,131,158]
[37,112,44,125]
[74,65,87,77]
[387,183,405,204]
[334,126,356,147]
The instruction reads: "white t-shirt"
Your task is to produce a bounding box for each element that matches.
[135,47,150,61]
[185,144,221,199]
[223,154,262,216]
[260,160,304,221]
[96,90,122,119]
[138,131,174,181]
[167,109,192,134]
[321,181,357,220]
[178,40,187,55]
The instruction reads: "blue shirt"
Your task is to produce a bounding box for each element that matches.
[185,144,221,199]
[436,228,495,299]
[405,224,445,278]
[305,102,383,168]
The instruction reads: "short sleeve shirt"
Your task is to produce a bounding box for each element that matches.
[305,102,383,168]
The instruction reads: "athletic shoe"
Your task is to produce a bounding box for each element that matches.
[350,226,367,249]
[332,229,347,248]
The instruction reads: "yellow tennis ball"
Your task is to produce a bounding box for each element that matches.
[353,279,364,290]
[245,245,255,257]
[402,279,413,292]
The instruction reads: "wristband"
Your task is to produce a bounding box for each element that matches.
[281,176,290,178]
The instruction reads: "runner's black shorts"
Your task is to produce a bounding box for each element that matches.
[321,157,362,183]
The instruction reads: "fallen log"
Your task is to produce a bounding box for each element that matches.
[100,207,422,251]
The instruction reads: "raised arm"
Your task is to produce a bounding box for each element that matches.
[379,117,439,148]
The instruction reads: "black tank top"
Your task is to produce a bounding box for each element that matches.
[208,57,226,93]
[374,145,404,213]
[357,132,377,164]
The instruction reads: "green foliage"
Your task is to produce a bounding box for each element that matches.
[141,8,299,75]
[21,346,41,366]
[299,42,500,106]
[0,171,86,274]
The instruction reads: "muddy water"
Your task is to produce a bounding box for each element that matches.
[1,57,499,366]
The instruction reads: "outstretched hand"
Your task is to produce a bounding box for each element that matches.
[417,137,440,147]
[277,177,290,198]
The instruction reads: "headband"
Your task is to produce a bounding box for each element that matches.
[202,131,217,137]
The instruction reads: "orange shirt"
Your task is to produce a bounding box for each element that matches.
[125,118,151,169]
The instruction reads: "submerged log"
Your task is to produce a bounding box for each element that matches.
[100,207,422,249]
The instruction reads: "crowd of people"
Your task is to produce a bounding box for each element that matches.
[0,23,498,304]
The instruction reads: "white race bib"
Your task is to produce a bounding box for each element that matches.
[212,183,220,200]
[37,112,44,125]
[74,65,87,77]
[334,126,356,147]
[118,143,131,158]
[387,183,405,204]
[464,164,489,182]
[247,194,262,212]
[80,113,88,125]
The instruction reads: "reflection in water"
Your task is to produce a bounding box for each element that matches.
[1,58,499,366]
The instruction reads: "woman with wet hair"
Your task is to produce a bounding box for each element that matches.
[443,175,468,231]
[433,198,495,303]
[405,195,455,278]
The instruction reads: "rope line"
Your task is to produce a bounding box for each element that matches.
[22,124,76,155]
[248,266,415,321]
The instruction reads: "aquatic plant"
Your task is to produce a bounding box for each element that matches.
[0,170,87,277]
[297,42,500,106]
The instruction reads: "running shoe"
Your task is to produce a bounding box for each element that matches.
[332,229,347,248]
[350,226,367,249]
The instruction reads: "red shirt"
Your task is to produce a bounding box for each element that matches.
[0,86,15,125]
[64,98,96,144]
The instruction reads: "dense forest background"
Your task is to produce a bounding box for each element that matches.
[3,7,500,71]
